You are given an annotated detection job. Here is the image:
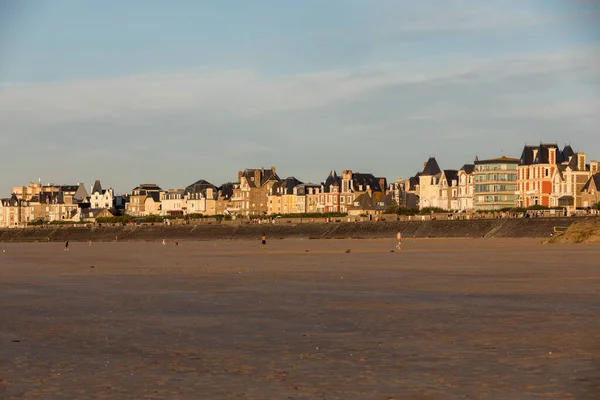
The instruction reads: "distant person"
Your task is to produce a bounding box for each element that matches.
[88,238,92,246]
[64,240,69,251]
[261,234,267,248]
[395,231,402,250]
[162,238,166,246]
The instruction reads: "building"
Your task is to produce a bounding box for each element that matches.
[473,156,519,210]
[550,153,599,211]
[581,173,600,208]
[160,189,185,216]
[89,180,115,210]
[439,169,459,211]
[457,164,475,212]
[267,177,303,215]
[126,184,162,216]
[339,170,386,213]
[418,157,443,210]
[516,144,570,208]
[232,167,281,216]
[184,179,218,216]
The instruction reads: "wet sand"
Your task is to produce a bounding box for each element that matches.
[1,239,599,399]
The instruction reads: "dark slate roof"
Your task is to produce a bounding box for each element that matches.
[422,157,442,176]
[147,192,161,202]
[272,177,303,195]
[443,169,459,184]
[562,145,575,161]
[295,183,321,196]
[218,183,234,200]
[351,173,383,192]
[460,164,475,174]
[519,145,537,166]
[323,170,341,192]
[185,179,217,196]
[533,143,561,164]
[60,185,79,192]
[92,180,103,194]
[408,173,421,191]
[241,169,281,188]
[582,173,600,192]
[350,191,392,211]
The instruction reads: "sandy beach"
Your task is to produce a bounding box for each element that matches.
[1,238,599,399]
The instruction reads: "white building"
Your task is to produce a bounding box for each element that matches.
[89,180,114,209]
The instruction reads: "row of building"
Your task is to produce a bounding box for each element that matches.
[1,143,599,227]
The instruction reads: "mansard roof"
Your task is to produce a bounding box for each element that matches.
[519,145,537,166]
[460,164,475,174]
[185,179,216,195]
[442,169,459,183]
[533,143,561,164]
[422,157,442,176]
[241,168,281,188]
[218,183,234,200]
[351,172,383,192]
[272,177,303,195]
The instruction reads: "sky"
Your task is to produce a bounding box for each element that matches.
[1,0,599,194]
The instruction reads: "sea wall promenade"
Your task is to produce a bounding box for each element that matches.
[1,216,595,242]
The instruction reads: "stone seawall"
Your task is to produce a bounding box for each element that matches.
[0,217,590,242]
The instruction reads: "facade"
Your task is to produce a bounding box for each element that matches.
[233,167,281,216]
[516,144,566,208]
[439,169,459,211]
[267,177,303,215]
[184,179,218,216]
[473,156,519,210]
[457,164,475,212]
[550,153,598,211]
[581,174,600,208]
[89,180,114,209]
[160,189,185,216]
[339,170,386,213]
[418,157,443,210]
[126,184,162,216]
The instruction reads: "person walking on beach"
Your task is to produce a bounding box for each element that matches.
[64,240,69,251]
[261,234,267,248]
[395,231,402,250]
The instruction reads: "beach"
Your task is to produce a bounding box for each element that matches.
[1,238,599,399]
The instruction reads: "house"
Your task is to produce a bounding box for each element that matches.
[473,156,519,210]
[294,183,323,214]
[339,170,386,213]
[516,144,569,208]
[144,192,161,216]
[215,183,235,215]
[457,164,475,212]
[89,180,115,210]
[81,208,114,222]
[550,153,599,211]
[347,191,395,217]
[184,179,218,216]
[0,195,34,227]
[233,167,281,216]
[126,184,162,216]
[267,177,303,215]
[321,170,341,213]
[439,169,459,211]
[581,173,600,208]
[160,189,185,216]
[418,157,443,210]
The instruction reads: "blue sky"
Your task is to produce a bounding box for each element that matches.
[1,0,599,193]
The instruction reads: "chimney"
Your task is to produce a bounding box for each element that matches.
[271,166,276,174]
[590,161,599,175]
[238,171,243,182]
[578,153,586,171]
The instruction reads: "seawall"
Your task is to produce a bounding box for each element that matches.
[0,217,590,242]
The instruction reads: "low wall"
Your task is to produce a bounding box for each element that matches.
[0,217,591,242]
